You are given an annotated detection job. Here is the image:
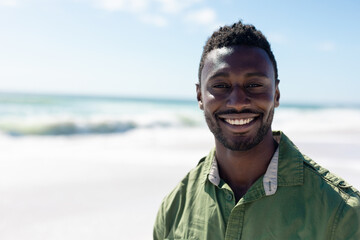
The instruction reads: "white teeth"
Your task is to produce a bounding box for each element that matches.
[225,118,254,126]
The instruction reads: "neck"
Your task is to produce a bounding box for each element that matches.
[215,130,278,201]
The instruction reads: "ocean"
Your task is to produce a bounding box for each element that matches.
[1,92,360,239]
[1,92,360,136]
[0,92,202,136]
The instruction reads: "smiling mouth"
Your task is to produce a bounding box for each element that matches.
[223,118,254,126]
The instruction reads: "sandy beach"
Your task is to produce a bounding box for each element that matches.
[0,128,212,239]
[1,125,360,239]
[2,0,360,238]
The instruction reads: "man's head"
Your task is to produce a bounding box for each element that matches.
[196,21,280,151]
[198,21,278,83]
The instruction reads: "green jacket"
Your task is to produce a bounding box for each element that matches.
[153,131,360,239]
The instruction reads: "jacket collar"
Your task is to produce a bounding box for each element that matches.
[275,131,304,186]
[202,131,304,191]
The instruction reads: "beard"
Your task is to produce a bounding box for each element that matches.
[204,107,275,151]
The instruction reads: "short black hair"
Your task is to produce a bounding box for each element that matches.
[198,21,278,82]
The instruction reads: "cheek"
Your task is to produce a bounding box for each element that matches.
[204,86,229,102]
[202,91,223,110]
[252,92,276,110]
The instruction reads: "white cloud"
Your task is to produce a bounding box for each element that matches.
[155,0,202,14]
[93,0,148,12]
[0,0,18,6]
[318,41,336,52]
[184,7,217,27]
[91,0,219,29]
[95,0,124,11]
[140,14,168,27]
[0,0,218,29]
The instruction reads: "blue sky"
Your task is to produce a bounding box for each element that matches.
[1,0,359,104]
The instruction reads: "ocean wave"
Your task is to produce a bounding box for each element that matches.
[0,121,136,136]
[0,114,203,136]
[273,108,360,133]
[2,93,360,136]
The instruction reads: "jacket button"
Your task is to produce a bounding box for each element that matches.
[226,194,233,201]
[339,181,349,188]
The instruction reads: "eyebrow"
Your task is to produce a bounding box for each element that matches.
[244,72,270,78]
[208,71,270,81]
[208,72,230,80]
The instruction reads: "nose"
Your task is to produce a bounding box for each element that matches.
[226,85,250,110]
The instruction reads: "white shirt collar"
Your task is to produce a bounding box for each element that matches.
[208,147,279,196]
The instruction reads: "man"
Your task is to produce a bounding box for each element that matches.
[153,21,360,239]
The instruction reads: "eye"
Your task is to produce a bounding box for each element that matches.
[247,83,262,88]
[212,83,231,89]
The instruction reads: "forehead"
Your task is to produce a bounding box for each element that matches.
[201,46,275,82]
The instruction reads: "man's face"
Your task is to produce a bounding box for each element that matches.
[197,46,280,151]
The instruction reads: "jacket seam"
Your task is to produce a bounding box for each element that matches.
[330,195,350,240]
[303,162,351,196]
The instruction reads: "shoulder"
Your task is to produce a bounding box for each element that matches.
[153,151,213,240]
[277,131,360,235]
[277,131,360,203]
[302,155,360,204]
[299,146,360,238]
[161,153,211,209]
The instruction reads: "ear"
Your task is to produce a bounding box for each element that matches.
[274,79,280,108]
[196,83,204,110]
